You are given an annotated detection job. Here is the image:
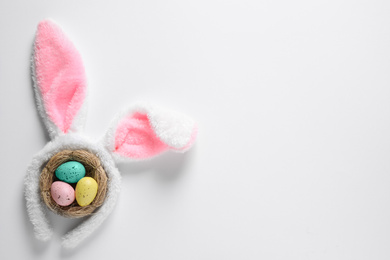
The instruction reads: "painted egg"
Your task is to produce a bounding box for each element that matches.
[75,177,98,207]
[55,161,86,183]
[51,181,75,206]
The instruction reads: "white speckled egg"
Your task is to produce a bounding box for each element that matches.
[51,181,75,206]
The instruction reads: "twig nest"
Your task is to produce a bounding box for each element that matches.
[40,150,108,218]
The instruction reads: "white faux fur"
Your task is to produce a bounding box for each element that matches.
[102,103,197,162]
[26,104,195,247]
[25,134,121,248]
[26,20,197,249]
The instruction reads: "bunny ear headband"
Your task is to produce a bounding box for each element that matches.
[25,20,197,248]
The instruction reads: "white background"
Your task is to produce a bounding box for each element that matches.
[1,0,390,259]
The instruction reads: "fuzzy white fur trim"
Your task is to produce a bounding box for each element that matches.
[101,103,196,162]
[25,134,121,248]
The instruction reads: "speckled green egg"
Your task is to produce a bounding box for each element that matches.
[55,161,86,183]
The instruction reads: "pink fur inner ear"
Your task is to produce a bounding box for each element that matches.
[114,113,169,159]
[34,20,86,133]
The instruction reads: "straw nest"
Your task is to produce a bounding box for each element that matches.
[39,150,108,218]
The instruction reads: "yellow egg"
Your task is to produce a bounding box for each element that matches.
[75,177,98,207]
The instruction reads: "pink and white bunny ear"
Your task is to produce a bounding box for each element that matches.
[32,19,87,138]
[102,104,198,161]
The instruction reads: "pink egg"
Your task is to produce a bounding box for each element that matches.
[51,181,75,206]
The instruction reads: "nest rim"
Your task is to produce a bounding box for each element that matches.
[39,149,108,218]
